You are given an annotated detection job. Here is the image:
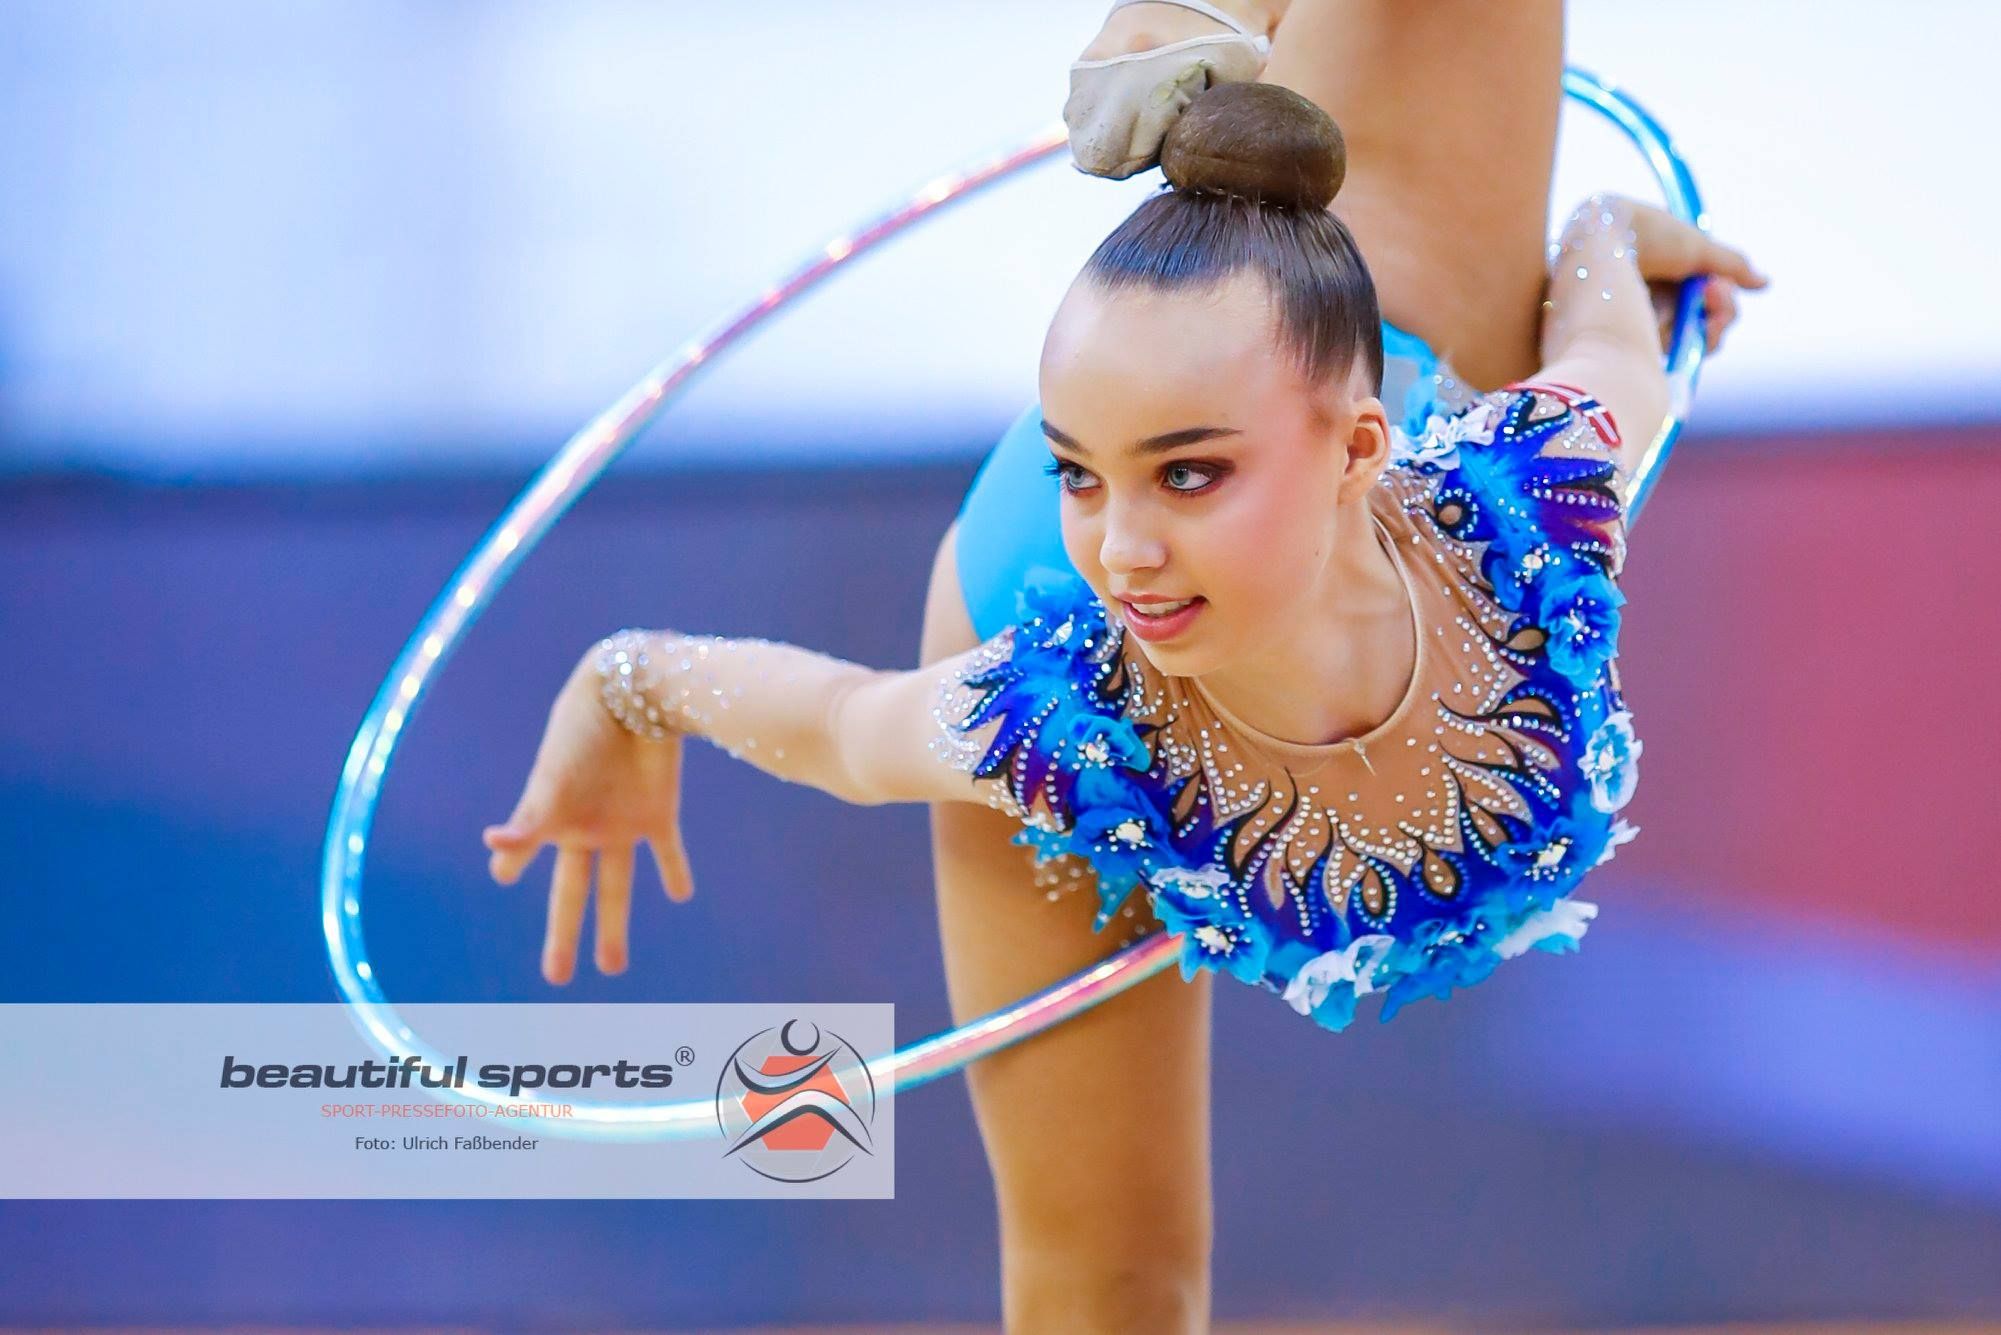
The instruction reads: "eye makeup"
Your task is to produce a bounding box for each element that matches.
[1042,456,1230,497]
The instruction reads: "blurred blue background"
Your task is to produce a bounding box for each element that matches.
[3,1,1998,1330]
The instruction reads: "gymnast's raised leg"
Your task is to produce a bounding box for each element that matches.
[1266,0,1566,390]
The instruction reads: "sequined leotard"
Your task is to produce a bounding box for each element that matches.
[929,383,1643,1032]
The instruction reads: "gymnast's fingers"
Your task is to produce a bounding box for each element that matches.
[483,817,542,886]
[542,845,592,985]
[648,826,696,905]
[594,843,634,976]
[1704,277,1742,353]
[484,783,553,884]
[1704,238,1767,290]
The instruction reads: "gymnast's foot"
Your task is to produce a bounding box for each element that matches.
[1066,1,1284,178]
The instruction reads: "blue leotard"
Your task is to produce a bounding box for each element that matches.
[932,382,1641,1032]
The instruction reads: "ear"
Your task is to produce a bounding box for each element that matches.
[1336,395,1393,503]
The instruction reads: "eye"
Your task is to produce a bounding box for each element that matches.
[1163,461,1223,495]
[1042,457,1099,494]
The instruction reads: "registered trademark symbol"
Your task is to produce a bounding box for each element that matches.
[675,1045,695,1067]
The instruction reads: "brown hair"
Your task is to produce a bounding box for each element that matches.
[1080,82,1384,394]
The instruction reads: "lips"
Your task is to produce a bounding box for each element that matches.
[1118,596,1207,643]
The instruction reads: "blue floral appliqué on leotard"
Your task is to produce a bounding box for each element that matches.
[937,384,1643,1032]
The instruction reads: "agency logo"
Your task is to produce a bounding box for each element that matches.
[713,1019,878,1183]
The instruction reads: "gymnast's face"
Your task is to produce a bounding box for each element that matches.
[1039,271,1388,679]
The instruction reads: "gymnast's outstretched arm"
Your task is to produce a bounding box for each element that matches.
[584,632,990,806]
[480,628,1004,981]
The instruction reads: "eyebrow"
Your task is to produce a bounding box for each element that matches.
[1040,421,1242,458]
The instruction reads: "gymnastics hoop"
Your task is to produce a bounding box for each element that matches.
[322,66,1710,1140]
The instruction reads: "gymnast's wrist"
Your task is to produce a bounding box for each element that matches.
[591,628,696,742]
[1549,193,1641,270]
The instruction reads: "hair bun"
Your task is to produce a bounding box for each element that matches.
[1159,82,1346,212]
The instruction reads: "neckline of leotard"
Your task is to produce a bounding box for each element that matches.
[1183,501,1426,763]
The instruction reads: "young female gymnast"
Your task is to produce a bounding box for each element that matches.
[483,4,1762,1329]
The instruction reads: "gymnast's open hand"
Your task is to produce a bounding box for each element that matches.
[481,648,696,985]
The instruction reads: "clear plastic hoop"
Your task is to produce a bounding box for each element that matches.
[322,66,1709,1139]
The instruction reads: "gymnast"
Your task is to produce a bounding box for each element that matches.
[483,2,1763,1328]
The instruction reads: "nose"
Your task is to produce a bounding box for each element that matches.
[1096,496,1168,580]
